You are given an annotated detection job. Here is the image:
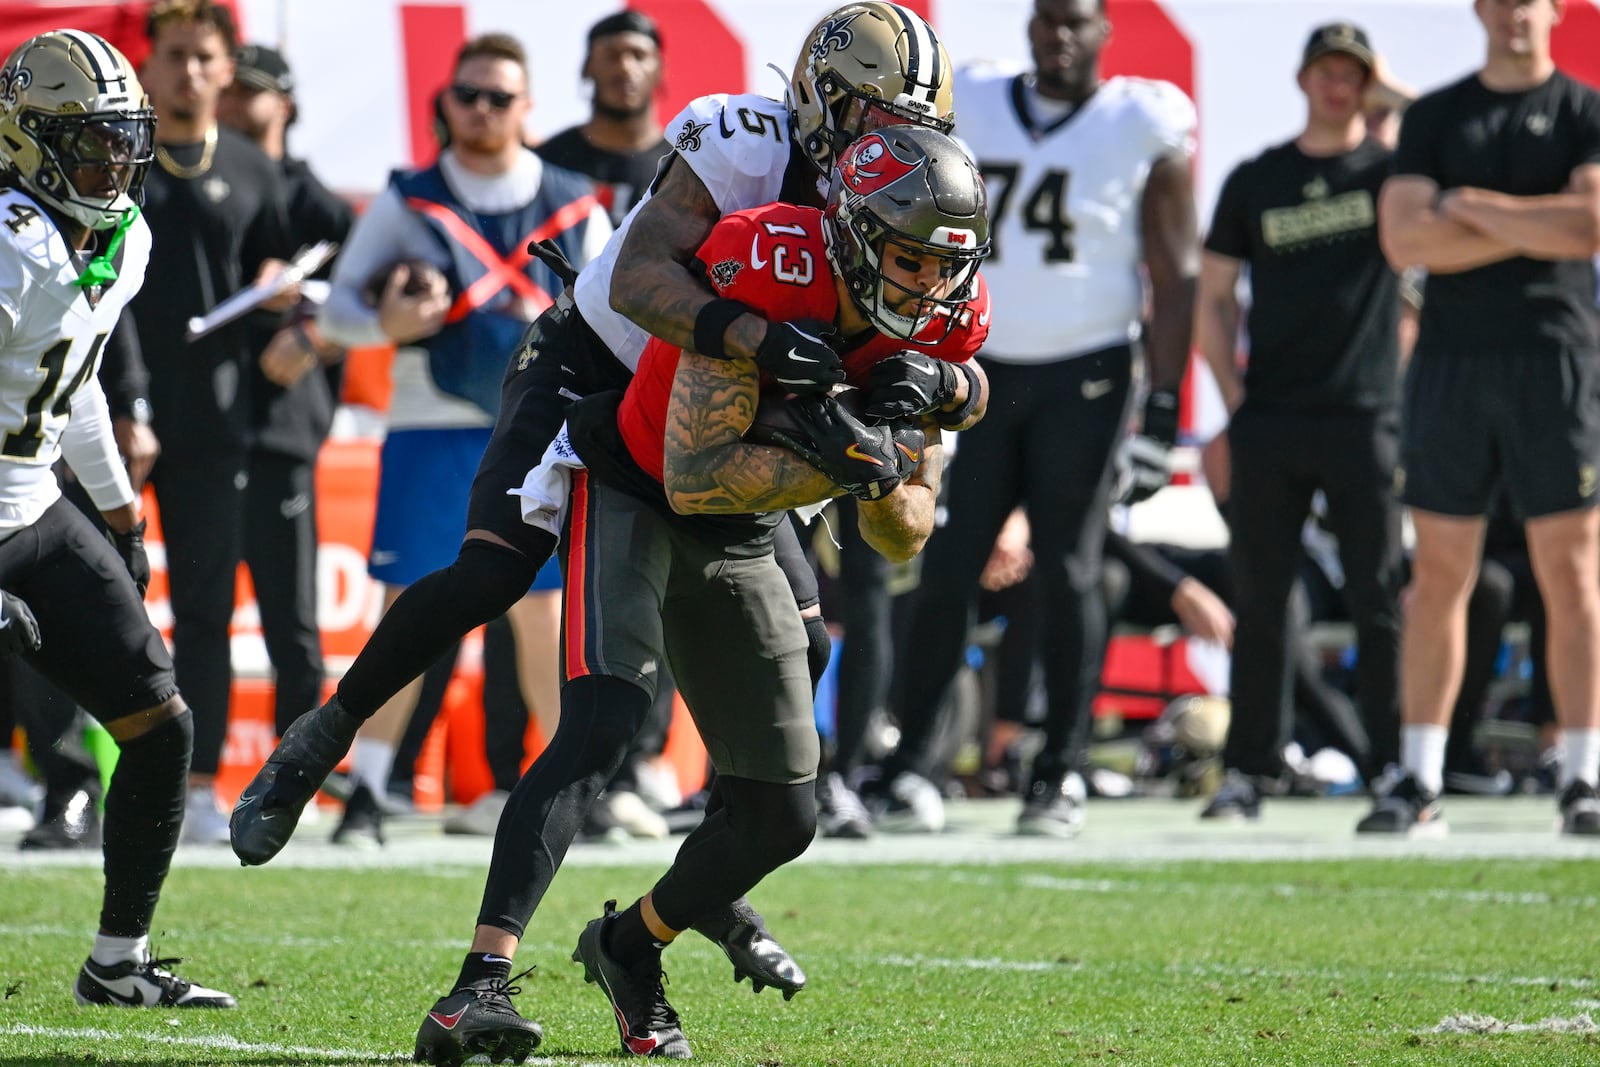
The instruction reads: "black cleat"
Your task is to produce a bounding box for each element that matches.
[1558,779,1600,836]
[75,956,236,1008]
[1199,772,1262,821]
[414,970,542,1067]
[20,789,101,851]
[1356,772,1446,837]
[230,698,362,865]
[330,782,386,848]
[692,898,805,999]
[572,900,691,1058]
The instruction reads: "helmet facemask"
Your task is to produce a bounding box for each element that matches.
[24,110,155,229]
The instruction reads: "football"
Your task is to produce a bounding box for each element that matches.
[360,257,449,307]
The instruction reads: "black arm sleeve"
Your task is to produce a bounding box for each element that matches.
[1104,529,1190,602]
[98,315,150,422]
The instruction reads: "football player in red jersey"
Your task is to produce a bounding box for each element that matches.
[417,126,989,1062]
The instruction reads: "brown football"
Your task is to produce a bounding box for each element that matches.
[360,257,449,307]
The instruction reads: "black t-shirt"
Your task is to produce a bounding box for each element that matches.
[536,125,671,226]
[248,155,356,462]
[132,125,292,453]
[1395,70,1600,356]
[1206,139,1398,411]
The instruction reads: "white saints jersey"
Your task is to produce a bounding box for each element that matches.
[0,186,143,530]
[954,67,1196,362]
[574,92,813,371]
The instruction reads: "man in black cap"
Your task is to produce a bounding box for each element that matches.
[1195,21,1403,819]
[219,41,354,767]
[535,10,667,226]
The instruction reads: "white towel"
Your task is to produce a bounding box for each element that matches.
[508,423,586,540]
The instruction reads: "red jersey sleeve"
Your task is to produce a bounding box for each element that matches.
[695,204,839,325]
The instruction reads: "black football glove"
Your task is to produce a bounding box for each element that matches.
[0,590,41,657]
[755,319,846,395]
[865,353,959,423]
[110,520,151,599]
[888,421,927,479]
[1123,388,1180,504]
[766,394,902,501]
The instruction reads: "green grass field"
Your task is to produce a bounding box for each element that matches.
[2,856,1597,1066]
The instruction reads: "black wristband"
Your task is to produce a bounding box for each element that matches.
[933,361,982,429]
[693,298,752,362]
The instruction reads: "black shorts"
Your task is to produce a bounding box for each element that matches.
[465,292,634,556]
[559,473,818,784]
[1400,348,1600,520]
[0,499,177,722]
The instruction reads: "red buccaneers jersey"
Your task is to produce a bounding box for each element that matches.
[618,201,991,481]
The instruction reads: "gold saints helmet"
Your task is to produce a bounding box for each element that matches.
[790,2,956,178]
[0,29,155,230]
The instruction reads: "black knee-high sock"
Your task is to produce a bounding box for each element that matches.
[338,541,541,719]
[100,712,192,937]
[649,776,816,934]
[475,674,650,935]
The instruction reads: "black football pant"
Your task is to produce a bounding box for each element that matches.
[243,449,325,738]
[1225,405,1401,782]
[150,449,247,777]
[886,348,1132,791]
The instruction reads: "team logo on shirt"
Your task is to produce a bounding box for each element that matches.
[0,65,30,108]
[837,135,917,196]
[708,258,743,290]
[811,11,863,62]
[1581,463,1597,499]
[1526,113,1552,136]
[675,118,711,153]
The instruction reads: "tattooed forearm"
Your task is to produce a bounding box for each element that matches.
[858,438,945,562]
[662,350,843,514]
[609,158,767,359]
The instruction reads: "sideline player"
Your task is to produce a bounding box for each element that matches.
[232,0,971,998]
[0,29,233,1007]
[414,124,989,1064]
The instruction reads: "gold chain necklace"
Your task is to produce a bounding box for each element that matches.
[155,124,218,180]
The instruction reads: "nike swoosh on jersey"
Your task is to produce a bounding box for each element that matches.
[429,1006,471,1031]
[978,308,992,326]
[750,236,768,270]
[844,444,885,466]
[1081,378,1114,400]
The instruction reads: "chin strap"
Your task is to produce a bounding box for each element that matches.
[76,204,140,289]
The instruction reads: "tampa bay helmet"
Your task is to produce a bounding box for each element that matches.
[0,30,155,230]
[823,125,989,343]
[790,2,955,178]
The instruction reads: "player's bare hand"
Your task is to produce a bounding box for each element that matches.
[980,509,1033,591]
[112,415,160,492]
[1171,576,1234,648]
[378,263,451,344]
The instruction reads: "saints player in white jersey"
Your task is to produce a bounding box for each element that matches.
[0,29,233,1009]
[872,0,1199,837]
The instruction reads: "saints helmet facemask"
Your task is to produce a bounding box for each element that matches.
[823,125,989,344]
[790,2,955,178]
[0,30,155,231]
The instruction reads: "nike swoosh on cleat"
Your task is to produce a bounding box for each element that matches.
[429,1006,471,1031]
[90,981,148,1006]
[844,444,884,466]
[624,1033,661,1055]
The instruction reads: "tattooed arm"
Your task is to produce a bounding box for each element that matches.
[608,158,771,361]
[661,349,844,514]
[856,427,944,563]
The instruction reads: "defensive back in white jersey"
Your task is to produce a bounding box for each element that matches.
[573,92,810,372]
[953,67,1196,363]
[0,186,146,529]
